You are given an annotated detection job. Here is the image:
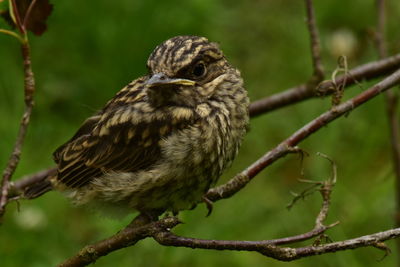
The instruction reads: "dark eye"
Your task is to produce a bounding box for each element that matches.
[192,62,206,77]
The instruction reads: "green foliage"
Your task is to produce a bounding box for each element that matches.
[1,0,400,266]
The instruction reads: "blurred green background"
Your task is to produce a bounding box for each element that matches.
[1,0,400,266]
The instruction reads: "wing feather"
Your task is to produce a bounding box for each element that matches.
[54,79,198,188]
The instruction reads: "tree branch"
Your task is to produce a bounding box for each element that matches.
[249,53,400,117]
[0,40,35,221]
[304,0,324,81]
[153,227,400,261]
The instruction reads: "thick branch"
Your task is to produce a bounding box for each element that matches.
[207,67,400,202]
[0,41,35,220]
[249,53,400,117]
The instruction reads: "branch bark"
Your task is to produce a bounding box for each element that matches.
[249,53,400,117]
[0,41,35,221]
[304,0,324,81]
[154,227,400,261]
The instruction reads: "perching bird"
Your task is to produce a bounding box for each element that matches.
[25,36,249,216]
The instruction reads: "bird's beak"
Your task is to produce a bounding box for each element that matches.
[147,73,195,87]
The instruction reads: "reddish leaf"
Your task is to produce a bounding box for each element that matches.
[12,0,53,35]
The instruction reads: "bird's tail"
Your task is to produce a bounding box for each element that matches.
[24,179,53,199]
[22,168,57,199]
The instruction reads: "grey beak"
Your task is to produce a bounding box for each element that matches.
[147,73,196,87]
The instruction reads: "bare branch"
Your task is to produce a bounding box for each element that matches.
[154,227,400,261]
[304,0,324,81]
[0,41,35,221]
[249,53,400,117]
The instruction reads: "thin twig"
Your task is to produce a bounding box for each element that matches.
[304,0,324,82]
[249,53,400,117]
[375,0,400,262]
[207,68,400,202]
[0,40,35,221]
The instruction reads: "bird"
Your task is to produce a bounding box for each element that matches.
[24,35,249,217]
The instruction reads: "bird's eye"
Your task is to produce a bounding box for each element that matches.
[192,62,206,77]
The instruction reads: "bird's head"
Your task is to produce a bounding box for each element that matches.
[145,36,242,107]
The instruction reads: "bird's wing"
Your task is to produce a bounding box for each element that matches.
[53,115,101,163]
[54,80,198,188]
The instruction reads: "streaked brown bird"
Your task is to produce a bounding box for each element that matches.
[25,36,249,216]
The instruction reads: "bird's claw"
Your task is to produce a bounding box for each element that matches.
[202,196,214,217]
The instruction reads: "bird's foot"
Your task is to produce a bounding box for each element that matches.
[202,196,213,217]
[142,210,163,222]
